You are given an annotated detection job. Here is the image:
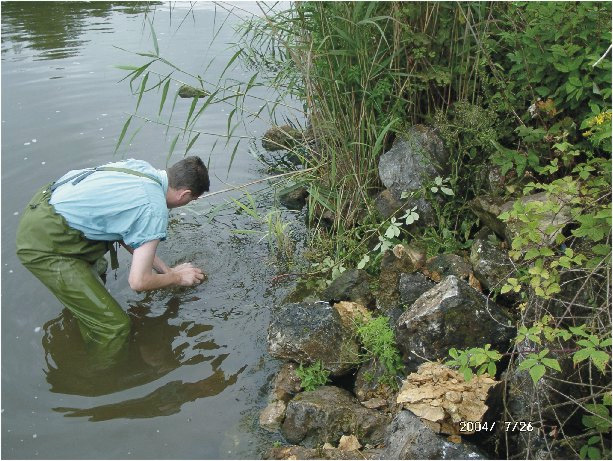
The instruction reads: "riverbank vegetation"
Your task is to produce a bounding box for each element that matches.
[118,2,611,458]
[242,2,612,458]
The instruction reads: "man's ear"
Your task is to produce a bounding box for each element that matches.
[179,189,193,200]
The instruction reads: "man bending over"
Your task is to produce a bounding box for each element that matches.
[16,156,209,358]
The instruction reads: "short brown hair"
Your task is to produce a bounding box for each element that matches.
[167,156,210,196]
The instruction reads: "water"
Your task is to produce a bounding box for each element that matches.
[1,2,296,458]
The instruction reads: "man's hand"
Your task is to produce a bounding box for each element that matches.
[170,263,206,287]
[129,240,206,291]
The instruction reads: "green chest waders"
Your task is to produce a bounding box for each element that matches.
[16,167,163,360]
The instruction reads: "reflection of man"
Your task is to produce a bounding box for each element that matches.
[43,301,247,421]
[16,157,209,357]
[43,298,187,396]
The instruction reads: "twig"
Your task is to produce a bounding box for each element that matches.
[199,166,320,199]
[593,43,612,67]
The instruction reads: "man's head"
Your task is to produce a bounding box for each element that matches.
[166,156,210,208]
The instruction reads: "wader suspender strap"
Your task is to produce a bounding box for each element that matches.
[49,166,163,192]
[48,166,164,270]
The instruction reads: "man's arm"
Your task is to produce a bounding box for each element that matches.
[120,241,171,274]
[127,240,204,291]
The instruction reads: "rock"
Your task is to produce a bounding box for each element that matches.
[281,386,389,448]
[354,359,396,403]
[178,84,208,98]
[259,363,302,432]
[322,269,375,308]
[395,276,515,368]
[333,301,371,330]
[361,398,388,410]
[398,272,436,309]
[267,302,359,377]
[469,195,508,240]
[470,238,514,293]
[265,445,372,460]
[424,253,472,280]
[262,125,302,151]
[338,434,362,451]
[278,184,309,210]
[470,192,571,244]
[375,246,417,319]
[272,363,302,403]
[260,400,287,432]
[378,125,448,200]
[487,165,507,196]
[380,410,487,459]
[374,189,436,226]
[396,362,500,435]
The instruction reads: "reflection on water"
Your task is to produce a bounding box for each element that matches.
[42,294,246,421]
[1,1,160,60]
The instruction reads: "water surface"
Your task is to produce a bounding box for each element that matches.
[1,2,293,458]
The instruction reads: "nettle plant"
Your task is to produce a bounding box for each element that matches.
[295,360,330,391]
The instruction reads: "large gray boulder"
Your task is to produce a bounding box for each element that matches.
[378,125,448,200]
[380,411,487,459]
[470,238,515,293]
[281,386,389,448]
[267,302,359,377]
[395,276,515,368]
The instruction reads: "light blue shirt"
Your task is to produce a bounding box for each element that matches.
[50,159,169,249]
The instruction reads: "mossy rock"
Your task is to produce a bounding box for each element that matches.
[178,84,209,98]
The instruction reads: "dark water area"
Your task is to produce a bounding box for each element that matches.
[1,2,295,458]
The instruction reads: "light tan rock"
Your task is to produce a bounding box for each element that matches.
[273,363,302,402]
[322,443,335,450]
[361,397,387,409]
[338,435,362,451]
[404,403,445,422]
[259,400,287,432]
[333,301,371,329]
[397,362,499,435]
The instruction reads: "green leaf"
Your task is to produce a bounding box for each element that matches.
[519,358,538,370]
[149,18,159,56]
[135,72,149,112]
[541,358,561,372]
[373,117,398,157]
[115,64,141,71]
[113,115,132,155]
[227,139,241,173]
[220,49,243,79]
[185,132,200,156]
[529,363,546,384]
[184,96,198,131]
[158,78,170,116]
[487,361,497,377]
[573,348,592,364]
[587,447,601,460]
[589,350,610,373]
[166,132,180,164]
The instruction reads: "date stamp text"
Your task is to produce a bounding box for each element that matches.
[459,421,534,432]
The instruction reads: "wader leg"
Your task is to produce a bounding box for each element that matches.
[21,255,130,358]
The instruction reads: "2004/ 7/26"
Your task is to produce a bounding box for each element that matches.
[459,421,534,432]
